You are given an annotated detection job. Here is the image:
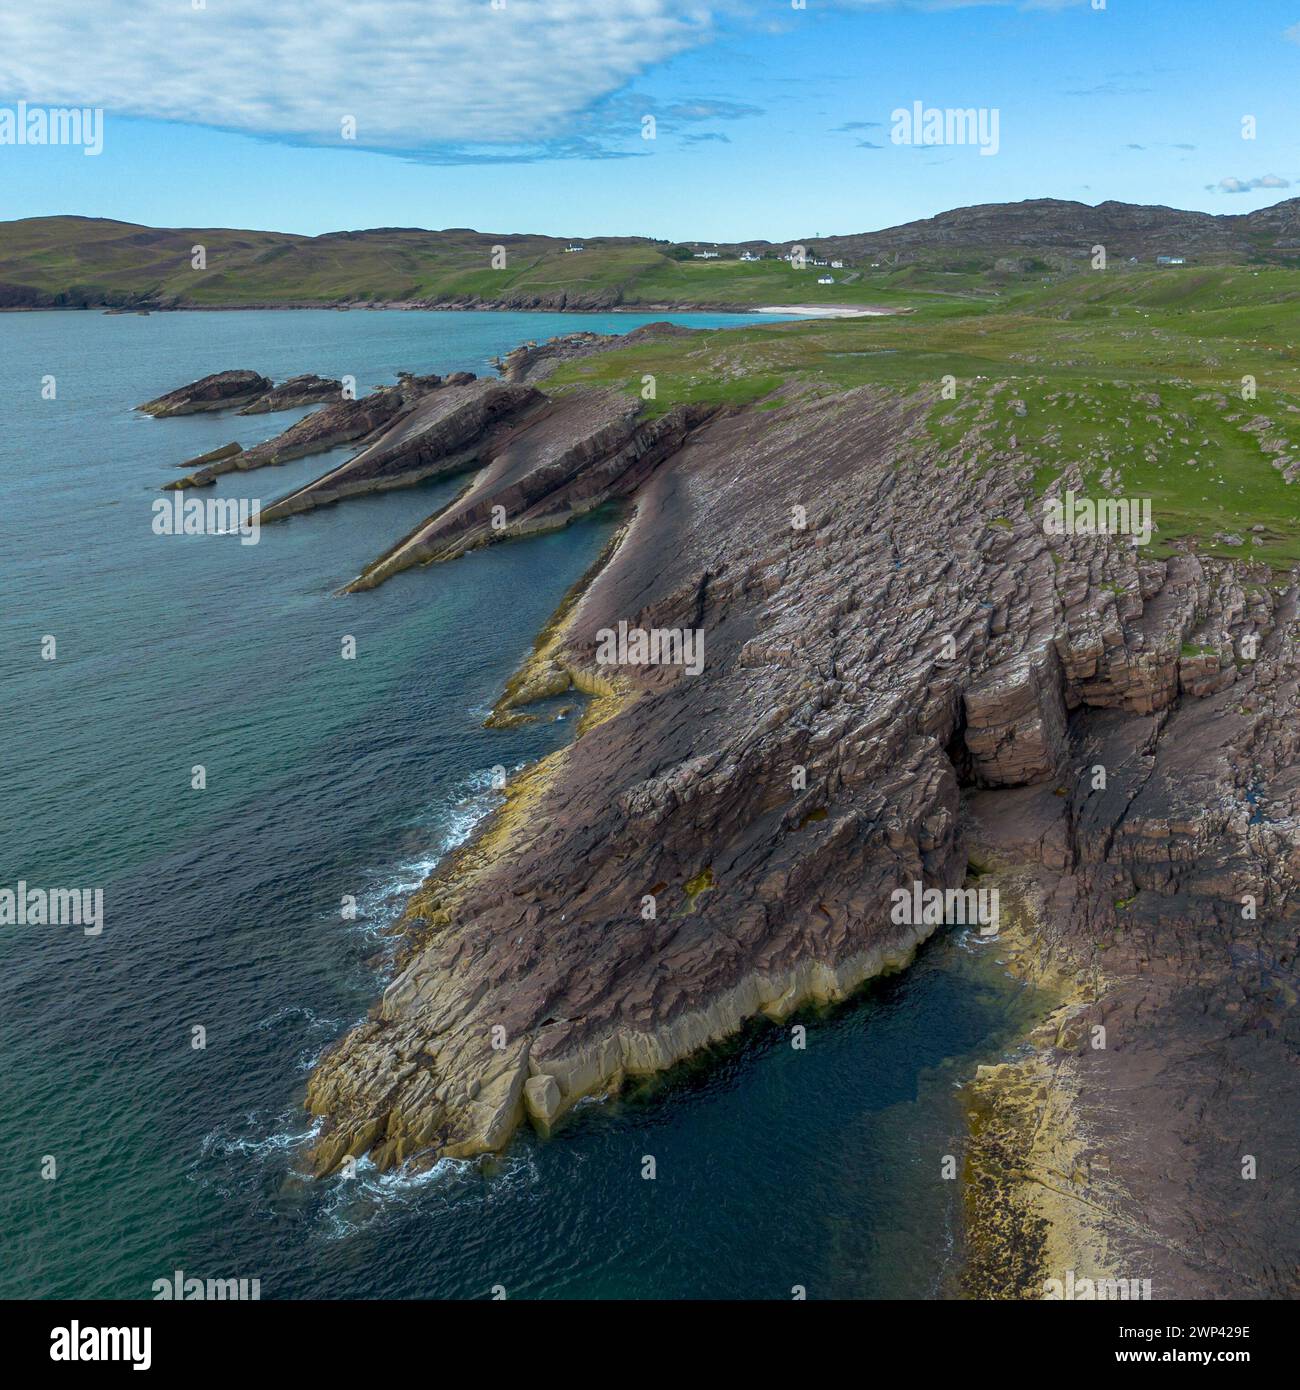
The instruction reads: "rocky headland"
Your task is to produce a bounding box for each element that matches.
[140,321,1300,1298]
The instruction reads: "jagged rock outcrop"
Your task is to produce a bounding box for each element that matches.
[494,322,694,385]
[258,378,542,522]
[343,391,709,590]
[238,373,343,414]
[164,372,445,488]
[173,441,243,472]
[137,369,271,417]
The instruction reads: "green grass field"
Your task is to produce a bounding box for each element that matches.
[545,265,1300,569]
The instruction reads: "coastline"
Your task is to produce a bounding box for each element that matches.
[753,304,894,317]
[0,299,902,317]
[289,309,1298,1298]
[309,493,1078,1300]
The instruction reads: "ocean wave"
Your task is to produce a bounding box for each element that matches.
[194,771,532,1214]
[314,1145,542,1241]
[343,769,511,947]
[198,1112,321,1162]
[256,1004,346,1034]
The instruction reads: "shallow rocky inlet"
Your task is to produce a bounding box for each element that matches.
[147,330,1300,1297]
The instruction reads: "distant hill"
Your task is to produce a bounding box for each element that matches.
[800,197,1300,267]
[2,198,1298,311]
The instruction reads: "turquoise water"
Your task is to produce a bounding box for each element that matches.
[0,309,1044,1299]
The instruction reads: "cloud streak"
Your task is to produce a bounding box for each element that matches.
[1205,174,1291,194]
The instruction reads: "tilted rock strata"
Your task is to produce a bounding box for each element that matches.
[343,392,710,590]
[173,441,243,472]
[164,372,445,489]
[137,369,271,417]
[259,378,542,523]
[494,322,695,386]
[238,373,344,414]
[303,377,1297,1297]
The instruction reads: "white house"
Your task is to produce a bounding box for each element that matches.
[830,260,844,269]
[565,244,585,254]
[1156,255,1186,266]
[740,251,761,262]
[817,275,834,285]
[693,250,720,259]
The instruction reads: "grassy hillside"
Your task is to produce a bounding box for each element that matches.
[0,216,924,309]
[5,198,1299,309]
[546,265,1300,569]
[0,213,1259,313]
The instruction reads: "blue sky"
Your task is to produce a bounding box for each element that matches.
[1,0,1298,239]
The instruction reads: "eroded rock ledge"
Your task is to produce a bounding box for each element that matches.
[163,372,447,489]
[300,372,1297,1300]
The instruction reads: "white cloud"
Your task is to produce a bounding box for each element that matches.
[1206,174,1291,194]
[0,0,715,151]
[0,0,1087,157]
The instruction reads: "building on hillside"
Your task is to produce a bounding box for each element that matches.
[693,250,720,259]
[1156,255,1186,266]
[565,244,585,253]
[817,274,835,285]
[830,260,844,268]
[740,251,761,262]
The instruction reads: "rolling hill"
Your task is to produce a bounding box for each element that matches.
[4,197,1300,311]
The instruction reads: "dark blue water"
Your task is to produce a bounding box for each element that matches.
[0,309,1045,1299]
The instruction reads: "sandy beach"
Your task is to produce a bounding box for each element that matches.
[756,304,896,317]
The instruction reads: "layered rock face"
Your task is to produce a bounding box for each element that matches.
[494,322,694,385]
[258,378,542,522]
[163,372,445,489]
[140,369,342,420]
[237,373,343,414]
[137,369,272,416]
[293,370,1296,1296]
[342,391,706,590]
